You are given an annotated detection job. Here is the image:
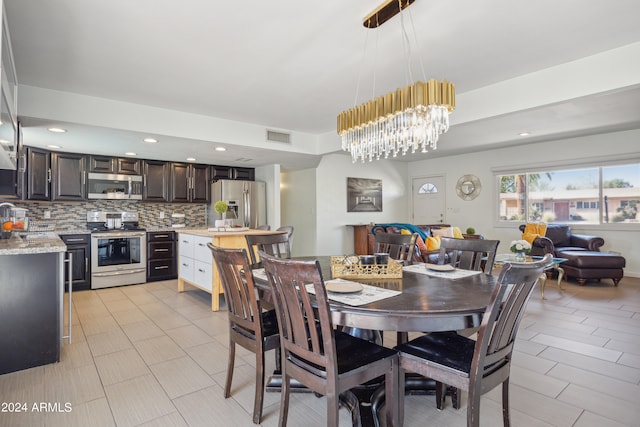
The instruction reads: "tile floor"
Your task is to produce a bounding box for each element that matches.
[1,276,639,427]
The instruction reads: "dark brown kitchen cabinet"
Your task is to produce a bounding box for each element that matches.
[52,152,86,201]
[60,234,91,291]
[26,147,51,200]
[147,231,177,281]
[211,165,255,181]
[89,155,140,175]
[143,160,170,202]
[170,162,210,203]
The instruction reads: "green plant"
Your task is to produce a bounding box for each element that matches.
[213,200,228,215]
[465,227,475,235]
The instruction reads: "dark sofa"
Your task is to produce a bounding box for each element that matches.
[519,224,625,286]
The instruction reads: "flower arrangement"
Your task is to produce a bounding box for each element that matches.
[510,239,531,254]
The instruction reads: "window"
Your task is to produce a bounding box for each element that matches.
[497,163,640,225]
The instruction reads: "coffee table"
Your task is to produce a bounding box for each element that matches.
[495,254,567,299]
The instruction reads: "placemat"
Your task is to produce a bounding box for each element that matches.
[305,279,401,306]
[403,263,483,279]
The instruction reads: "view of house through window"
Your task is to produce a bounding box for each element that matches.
[498,163,640,225]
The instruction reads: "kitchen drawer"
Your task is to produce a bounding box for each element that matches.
[178,234,195,258]
[193,235,212,263]
[193,260,212,292]
[179,256,195,283]
[148,241,175,260]
[148,231,175,242]
[147,259,177,280]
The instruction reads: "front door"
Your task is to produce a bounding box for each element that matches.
[412,175,446,224]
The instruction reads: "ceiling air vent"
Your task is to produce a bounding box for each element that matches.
[266,129,291,144]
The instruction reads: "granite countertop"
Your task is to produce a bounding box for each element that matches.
[0,232,67,255]
[176,228,285,237]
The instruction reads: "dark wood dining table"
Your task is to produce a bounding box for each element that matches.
[253,256,498,426]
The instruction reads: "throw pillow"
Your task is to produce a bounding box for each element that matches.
[426,235,441,251]
[432,227,454,238]
[522,222,547,245]
[416,235,428,254]
[400,229,411,235]
[452,227,464,239]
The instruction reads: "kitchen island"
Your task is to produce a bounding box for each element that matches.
[177,228,285,311]
[0,233,67,374]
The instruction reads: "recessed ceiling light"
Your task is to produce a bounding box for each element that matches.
[47,144,61,149]
[186,157,196,162]
[215,147,226,152]
[124,152,137,156]
[0,139,10,145]
[47,127,67,133]
[519,132,531,137]
[143,137,158,143]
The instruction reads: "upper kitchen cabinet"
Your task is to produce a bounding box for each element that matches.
[170,162,210,203]
[26,147,51,200]
[88,155,141,175]
[0,0,18,171]
[51,152,86,201]
[143,159,170,202]
[211,165,255,181]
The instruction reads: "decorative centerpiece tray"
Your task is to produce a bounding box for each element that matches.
[330,256,403,279]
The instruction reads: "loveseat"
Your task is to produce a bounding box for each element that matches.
[519,224,625,286]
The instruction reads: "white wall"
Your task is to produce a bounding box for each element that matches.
[406,129,640,277]
[281,168,317,256]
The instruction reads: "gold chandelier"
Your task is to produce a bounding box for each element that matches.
[337,0,456,163]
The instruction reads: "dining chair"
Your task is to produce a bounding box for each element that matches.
[437,237,500,274]
[257,224,271,230]
[260,252,399,427]
[208,244,280,424]
[373,231,418,265]
[245,232,291,269]
[434,237,501,408]
[276,225,294,251]
[396,254,553,427]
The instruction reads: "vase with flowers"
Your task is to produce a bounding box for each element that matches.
[510,239,531,262]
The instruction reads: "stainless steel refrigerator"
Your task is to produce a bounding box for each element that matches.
[208,180,266,228]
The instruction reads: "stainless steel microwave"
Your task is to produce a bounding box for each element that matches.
[87,172,143,200]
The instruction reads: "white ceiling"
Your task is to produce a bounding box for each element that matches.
[5,0,640,170]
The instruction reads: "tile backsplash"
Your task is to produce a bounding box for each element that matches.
[10,200,207,231]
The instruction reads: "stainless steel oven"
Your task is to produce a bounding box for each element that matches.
[90,230,146,289]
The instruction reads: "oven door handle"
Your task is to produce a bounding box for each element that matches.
[92,268,147,277]
[91,231,146,239]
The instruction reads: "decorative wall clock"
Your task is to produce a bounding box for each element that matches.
[456,175,481,201]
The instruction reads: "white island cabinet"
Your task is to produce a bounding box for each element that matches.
[177,229,284,311]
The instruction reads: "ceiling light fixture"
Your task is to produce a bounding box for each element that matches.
[47,127,67,133]
[124,152,137,156]
[215,147,226,152]
[519,132,531,137]
[337,0,455,163]
[186,157,196,162]
[0,139,10,145]
[143,137,158,143]
[47,144,61,149]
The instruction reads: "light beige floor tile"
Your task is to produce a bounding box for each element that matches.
[45,397,116,427]
[164,324,214,349]
[511,350,557,374]
[80,314,121,336]
[134,335,186,365]
[558,383,640,425]
[136,411,189,427]
[111,306,150,325]
[548,363,640,402]
[44,363,105,406]
[531,333,622,362]
[172,385,258,426]
[539,346,640,383]
[86,328,133,357]
[574,411,630,427]
[103,297,137,313]
[149,356,216,399]
[104,374,176,427]
[58,340,95,370]
[510,365,569,397]
[94,348,151,386]
[121,319,166,342]
[184,340,242,375]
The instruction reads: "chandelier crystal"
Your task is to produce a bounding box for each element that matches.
[337,0,456,163]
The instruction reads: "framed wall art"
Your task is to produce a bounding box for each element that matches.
[347,177,382,212]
